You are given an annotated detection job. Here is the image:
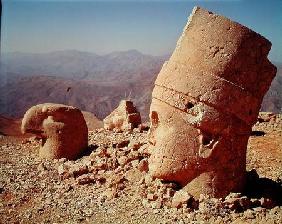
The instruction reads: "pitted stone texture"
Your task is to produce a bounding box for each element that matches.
[148,7,276,199]
[21,103,88,160]
[103,100,141,131]
[155,7,276,125]
[169,7,276,100]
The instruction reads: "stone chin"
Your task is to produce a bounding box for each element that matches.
[147,99,203,187]
[148,152,201,187]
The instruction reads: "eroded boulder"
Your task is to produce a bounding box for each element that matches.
[21,103,88,159]
[148,7,276,198]
[103,100,141,131]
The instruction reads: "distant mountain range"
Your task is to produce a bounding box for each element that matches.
[261,63,282,113]
[0,50,167,119]
[0,50,281,120]
[1,49,167,83]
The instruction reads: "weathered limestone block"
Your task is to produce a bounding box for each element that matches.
[103,100,141,131]
[148,7,276,198]
[21,103,88,160]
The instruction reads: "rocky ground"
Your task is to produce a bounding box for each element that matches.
[0,113,281,223]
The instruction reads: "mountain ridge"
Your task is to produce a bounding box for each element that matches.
[1,49,167,82]
[0,50,281,120]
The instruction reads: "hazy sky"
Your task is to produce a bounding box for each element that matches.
[2,0,282,62]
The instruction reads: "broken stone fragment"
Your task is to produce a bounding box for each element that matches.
[103,100,141,131]
[21,103,88,160]
[260,197,275,209]
[171,190,193,209]
[147,193,158,201]
[223,195,252,211]
[138,159,149,173]
[128,141,141,151]
[125,168,144,183]
[116,140,130,148]
[148,6,276,199]
[102,188,118,200]
[76,174,96,185]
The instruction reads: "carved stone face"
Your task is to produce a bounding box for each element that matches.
[21,103,88,160]
[148,98,201,186]
[149,98,263,197]
[147,7,276,198]
[148,89,250,197]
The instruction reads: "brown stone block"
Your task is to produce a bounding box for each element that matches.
[104,100,141,131]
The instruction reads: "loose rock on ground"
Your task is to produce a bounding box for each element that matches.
[0,113,281,223]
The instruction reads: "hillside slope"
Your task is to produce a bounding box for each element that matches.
[0,51,281,120]
[261,63,282,113]
[0,74,154,120]
[1,50,166,82]
[0,115,23,136]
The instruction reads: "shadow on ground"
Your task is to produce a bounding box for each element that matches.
[244,169,282,206]
[79,144,99,158]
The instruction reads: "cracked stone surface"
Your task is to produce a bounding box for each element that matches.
[104,100,142,131]
[21,103,88,160]
[148,6,277,198]
[0,113,281,223]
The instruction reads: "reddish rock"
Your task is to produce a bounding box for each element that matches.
[147,193,158,201]
[128,141,141,151]
[76,174,96,185]
[260,197,275,209]
[138,159,149,173]
[171,190,193,208]
[224,194,252,211]
[116,140,130,148]
[21,103,88,160]
[148,7,276,198]
[103,100,141,131]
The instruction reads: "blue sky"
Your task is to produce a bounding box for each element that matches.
[2,0,282,62]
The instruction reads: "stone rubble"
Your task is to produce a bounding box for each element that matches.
[0,106,282,223]
[0,116,281,223]
[103,100,142,131]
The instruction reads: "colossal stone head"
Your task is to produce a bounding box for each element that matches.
[148,7,276,198]
[21,103,88,160]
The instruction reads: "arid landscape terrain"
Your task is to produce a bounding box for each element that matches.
[1,1,282,223]
[0,50,282,224]
[0,50,166,120]
[1,50,281,120]
[0,112,281,223]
